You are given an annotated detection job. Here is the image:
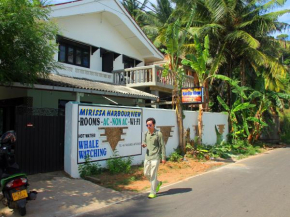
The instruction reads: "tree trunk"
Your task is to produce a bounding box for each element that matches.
[198,103,203,145]
[240,60,245,103]
[193,71,199,86]
[227,63,232,109]
[176,98,184,153]
[204,80,209,111]
[173,84,184,154]
[248,103,263,144]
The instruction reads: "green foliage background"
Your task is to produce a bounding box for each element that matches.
[0,0,59,85]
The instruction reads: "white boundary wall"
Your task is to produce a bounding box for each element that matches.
[65,102,228,178]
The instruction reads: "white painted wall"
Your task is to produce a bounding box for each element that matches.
[53,12,146,82]
[64,102,78,177]
[142,108,179,158]
[202,112,229,144]
[55,13,145,63]
[65,103,228,178]
[50,0,162,60]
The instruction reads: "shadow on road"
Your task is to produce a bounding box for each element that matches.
[158,188,192,196]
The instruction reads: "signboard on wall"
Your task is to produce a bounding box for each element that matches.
[181,87,204,104]
[77,105,142,163]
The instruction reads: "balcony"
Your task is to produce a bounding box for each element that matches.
[56,63,113,83]
[112,65,194,91]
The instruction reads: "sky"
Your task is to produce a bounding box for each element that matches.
[49,0,290,39]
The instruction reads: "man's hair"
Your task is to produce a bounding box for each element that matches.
[146,117,156,124]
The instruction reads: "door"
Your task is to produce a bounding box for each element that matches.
[15,107,65,174]
[102,52,114,72]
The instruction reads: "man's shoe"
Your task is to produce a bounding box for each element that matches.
[156,181,163,193]
[148,193,157,199]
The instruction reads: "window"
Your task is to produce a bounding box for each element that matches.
[57,36,91,68]
[123,55,142,68]
[59,45,66,62]
[76,49,82,65]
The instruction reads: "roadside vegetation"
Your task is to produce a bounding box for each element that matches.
[170,140,263,162]
[122,0,290,152]
[280,109,290,143]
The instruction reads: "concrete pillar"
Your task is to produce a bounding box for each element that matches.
[151,90,159,108]
[75,92,84,102]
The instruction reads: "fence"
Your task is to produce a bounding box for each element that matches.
[64,103,228,178]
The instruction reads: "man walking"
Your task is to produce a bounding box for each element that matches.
[142,117,166,199]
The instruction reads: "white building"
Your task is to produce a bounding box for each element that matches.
[0,0,186,174]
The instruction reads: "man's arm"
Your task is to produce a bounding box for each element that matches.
[159,132,166,163]
[142,132,147,148]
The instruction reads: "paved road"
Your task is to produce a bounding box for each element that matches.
[78,147,290,217]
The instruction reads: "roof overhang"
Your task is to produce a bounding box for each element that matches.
[3,74,158,101]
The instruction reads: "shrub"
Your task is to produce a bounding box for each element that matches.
[186,143,211,160]
[169,151,183,162]
[107,151,132,174]
[78,155,102,178]
[280,110,290,143]
[168,148,183,162]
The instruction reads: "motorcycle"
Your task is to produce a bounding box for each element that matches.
[0,131,37,216]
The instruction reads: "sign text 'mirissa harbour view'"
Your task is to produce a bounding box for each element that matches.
[77,105,142,163]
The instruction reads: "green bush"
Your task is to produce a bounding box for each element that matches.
[280,111,290,143]
[169,148,183,162]
[190,139,262,160]
[185,143,211,160]
[78,155,102,178]
[169,151,183,162]
[107,151,132,174]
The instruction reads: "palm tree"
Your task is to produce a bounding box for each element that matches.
[174,0,290,96]
[150,0,173,24]
[277,34,289,63]
[163,10,195,154]
[141,0,174,47]
[121,0,149,27]
[182,35,211,144]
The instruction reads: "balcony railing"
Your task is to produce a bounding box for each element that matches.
[112,65,194,90]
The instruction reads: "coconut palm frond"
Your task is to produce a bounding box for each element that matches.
[226,30,260,49]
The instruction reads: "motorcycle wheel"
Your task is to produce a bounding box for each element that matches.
[19,207,26,216]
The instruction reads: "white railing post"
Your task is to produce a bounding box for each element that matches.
[125,71,128,84]
[112,65,194,90]
[152,65,156,84]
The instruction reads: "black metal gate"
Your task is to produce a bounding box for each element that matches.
[15,106,65,174]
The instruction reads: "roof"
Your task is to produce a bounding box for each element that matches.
[22,74,157,100]
[49,0,164,63]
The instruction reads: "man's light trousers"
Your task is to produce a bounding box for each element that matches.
[144,159,160,194]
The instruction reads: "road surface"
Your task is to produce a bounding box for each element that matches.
[79,147,290,217]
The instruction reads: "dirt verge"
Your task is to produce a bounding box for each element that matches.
[95,159,225,192]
